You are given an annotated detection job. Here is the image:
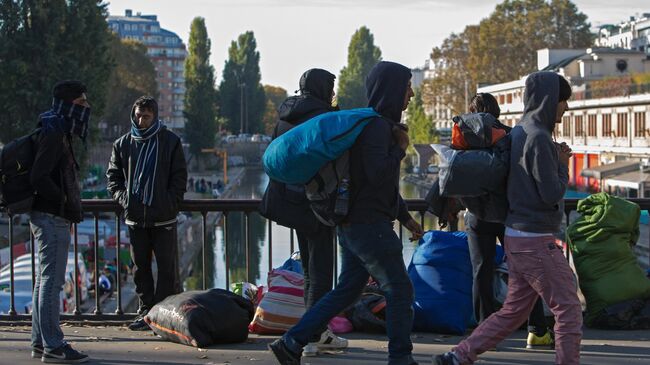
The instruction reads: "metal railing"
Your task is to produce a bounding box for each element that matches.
[1,198,648,322]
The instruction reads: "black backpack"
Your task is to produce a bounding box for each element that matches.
[0,129,40,214]
[304,151,351,227]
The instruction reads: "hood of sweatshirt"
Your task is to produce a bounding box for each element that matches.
[277,69,336,125]
[298,68,336,102]
[521,71,559,133]
[365,61,412,123]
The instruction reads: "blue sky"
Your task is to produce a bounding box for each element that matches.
[107,0,650,92]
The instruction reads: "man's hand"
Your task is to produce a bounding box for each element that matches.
[392,125,410,150]
[404,218,424,242]
[555,142,572,166]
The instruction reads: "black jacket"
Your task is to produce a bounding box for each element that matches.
[260,69,336,231]
[346,61,412,225]
[106,126,187,228]
[30,127,83,223]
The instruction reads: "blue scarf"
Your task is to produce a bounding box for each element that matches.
[39,98,91,142]
[130,119,162,206]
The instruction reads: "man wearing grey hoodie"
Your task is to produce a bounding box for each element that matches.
[434,71,582,365]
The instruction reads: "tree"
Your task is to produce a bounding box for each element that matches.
[406,88,435,148]
[423,0,592,116]
[184,17,219,159]
[261,85,288,135]
[0,0,113,144]
[219,31,266,134]
[101,36,158,140]
[337,26,382,109]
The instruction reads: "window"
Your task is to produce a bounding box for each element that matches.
[603,114,612,137]
[506,93,512,104]
[634,112,646,137]
[499,94,505,104]
[562,116,571,136]
[587,115,597,137]
[574,115,583,136]
[617,113,628,137]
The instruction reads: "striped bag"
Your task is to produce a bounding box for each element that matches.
[248,269,305,334]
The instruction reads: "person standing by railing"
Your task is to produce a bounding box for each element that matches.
[30,80,90,363]
[269,61,424,365]
[106,96,187,331]
[465,93,553,349]
[435,72,582,365]
[260,68,348,356]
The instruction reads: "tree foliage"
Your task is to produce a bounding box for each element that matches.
[261,85,288,135]
[423,0,592,115]
[102,36,158,140]
[337,26,382,109]
[184,17,219,158]
[0,0,113,143]
[406,88,436,148]
[219,31,266,134]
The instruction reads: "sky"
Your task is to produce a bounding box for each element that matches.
[106,0,650,92]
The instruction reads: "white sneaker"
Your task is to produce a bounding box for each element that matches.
[303,329,349,357]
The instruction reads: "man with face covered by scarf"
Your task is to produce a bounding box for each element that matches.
[29,80,90,363]
[269,62,424,365]
[107,96,187,331]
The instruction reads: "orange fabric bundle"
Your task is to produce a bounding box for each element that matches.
[451,124,506,150]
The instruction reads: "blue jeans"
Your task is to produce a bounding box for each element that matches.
[283,221,415,365]
[30,211,71,351]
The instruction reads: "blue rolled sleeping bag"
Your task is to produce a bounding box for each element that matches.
[262,108,379,184]
[409,230,473,335]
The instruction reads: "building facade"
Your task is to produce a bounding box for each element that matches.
[108,10,187,133]
[596,13,650,54]
[478,48,650,197]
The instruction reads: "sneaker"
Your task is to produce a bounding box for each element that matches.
[303,329,348,356]
[526,330,554,349]
[268,338,301,365]
[433,352,460,365]
[41,344,89,363]
[128,316,151,331]
[31,344,44,359]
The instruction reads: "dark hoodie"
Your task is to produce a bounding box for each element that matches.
[346,61,413,225]
[505,71,568,233]
[274,68,336,137]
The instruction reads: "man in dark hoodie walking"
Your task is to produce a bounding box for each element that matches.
[106,96,187,331]
[435,72,581,365]
[30,80,90,363]
[269,61,424,365]
[261,68,348,355]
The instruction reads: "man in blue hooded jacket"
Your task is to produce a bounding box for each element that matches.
[269,61,424,365]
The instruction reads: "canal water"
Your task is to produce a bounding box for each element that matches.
[188,168,440,290]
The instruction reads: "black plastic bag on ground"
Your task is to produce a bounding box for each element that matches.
[145,289,254,347]
[590,298,650,330]
[345,286,387,333]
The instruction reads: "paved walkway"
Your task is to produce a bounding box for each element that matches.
[1,325,649,364]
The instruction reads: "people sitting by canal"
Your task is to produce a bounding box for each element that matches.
[261,68,349,356]
[269,61,424,365]
[434,73,581,365]
[464,93,553,350]
[29,80,90,363]
[106,96,188,331]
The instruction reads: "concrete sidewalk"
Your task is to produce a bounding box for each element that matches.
[1,325,649,364]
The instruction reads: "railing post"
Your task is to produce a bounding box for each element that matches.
[8,215,16,316]
[114,216,123,315]
[73,224,81,315]
[93,213,102,315]
[201,211,208,290]
[245,212,251,283]
[224,213,230,290]
[267,219,273,275]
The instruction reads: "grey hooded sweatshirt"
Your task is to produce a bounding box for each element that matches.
[505,71,569,233]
